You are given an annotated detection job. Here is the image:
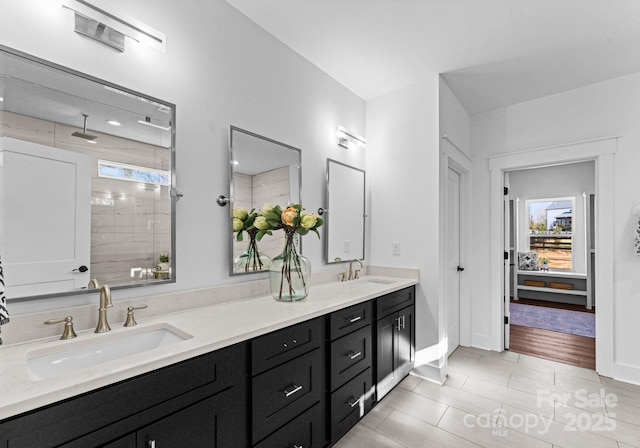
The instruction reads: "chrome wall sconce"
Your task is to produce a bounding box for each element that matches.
[337,126,367,149]
[62,0,166,53]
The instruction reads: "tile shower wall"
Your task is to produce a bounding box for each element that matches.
[0,111,170,286]
[232,166,290,261]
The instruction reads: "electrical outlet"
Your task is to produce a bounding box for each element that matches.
[392,241,401,255]
[343,240,351,253]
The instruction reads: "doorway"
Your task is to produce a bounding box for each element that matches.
[505,162,596,369]
[490,137,615,375]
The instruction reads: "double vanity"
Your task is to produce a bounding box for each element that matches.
[0,44,406,448]
[0,271,418,447]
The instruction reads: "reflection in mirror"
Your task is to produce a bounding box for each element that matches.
[0,46,176,301]
[325,159,365,263]
[229,126,301,275]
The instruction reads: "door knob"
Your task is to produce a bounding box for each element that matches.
[73,265,88,273]
[457,266,465,272]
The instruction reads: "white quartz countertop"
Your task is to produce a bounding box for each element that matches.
[0,275,417,421]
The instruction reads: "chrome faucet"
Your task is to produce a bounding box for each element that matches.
[95,285,112,333]
[348,259,364,281]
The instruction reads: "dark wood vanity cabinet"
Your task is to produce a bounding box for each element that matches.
[376,287,415,401]
[0,342,249,448]
[0,285,416,448]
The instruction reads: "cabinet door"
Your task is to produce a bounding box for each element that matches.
[136,388,243,448]
[376,312,398,401]
[396,305,415,379]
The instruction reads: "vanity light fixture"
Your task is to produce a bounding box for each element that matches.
[62,0,166,53]
[138,116,171,131]
[337,126,367,149]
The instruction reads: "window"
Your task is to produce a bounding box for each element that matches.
[527,198,574,271]
[98,159,170,186]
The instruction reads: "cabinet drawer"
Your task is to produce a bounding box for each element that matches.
[330,368,373,442]
[330,300,372,340]
[376,286,414,319]
[254,403,326,448]
[252,317,322,375]
[252,348,323,443]
[330,325,372,391]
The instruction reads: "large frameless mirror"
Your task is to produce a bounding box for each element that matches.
[325,159,365,263]
[229,126,301,276]
[0,46,176,301]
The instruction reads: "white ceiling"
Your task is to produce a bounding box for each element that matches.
[225,0,640,115]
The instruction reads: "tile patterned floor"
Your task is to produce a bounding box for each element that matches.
[335,347,640,448]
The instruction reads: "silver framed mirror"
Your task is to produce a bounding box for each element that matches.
[0,45,176,301]
[325,159,365,263]
[228,126,301,275]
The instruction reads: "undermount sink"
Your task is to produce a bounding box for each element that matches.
[343,278,398,289]
[26,323,192,381]
[364,278,396,284]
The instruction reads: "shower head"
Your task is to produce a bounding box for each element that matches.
[71,114,98,141]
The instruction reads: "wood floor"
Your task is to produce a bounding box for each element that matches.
[508,298,596,370]
[509,324,595,370]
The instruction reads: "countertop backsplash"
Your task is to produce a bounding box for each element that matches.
[1,265,417,346]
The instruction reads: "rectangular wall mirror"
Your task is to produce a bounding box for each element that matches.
[0,46,176,301]
[229,126,301,275]
[325,159,365,263]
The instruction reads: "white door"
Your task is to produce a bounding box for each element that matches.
[503,172,511,349]
[1,137,91,298]
[446,167,461,356]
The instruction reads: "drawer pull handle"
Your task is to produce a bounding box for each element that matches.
[348,396,362,408]
[284,384,303,397]
[283,339,298,348]
[349,315,362,323]
[148,440,156,448]
[348,351,362,360]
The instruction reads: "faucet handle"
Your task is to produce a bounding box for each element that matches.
[339,272,347,282]
[124,305,148,327]
[354,269,361,280]
[44,316,78,340]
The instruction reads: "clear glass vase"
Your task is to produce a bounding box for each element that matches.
[269,232,311,301]
[234,235,271,273]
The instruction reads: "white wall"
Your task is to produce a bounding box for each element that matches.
[509,162,595,274]
[471,72,640,383]
[1,0,365,313]
[366,76,442,372]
